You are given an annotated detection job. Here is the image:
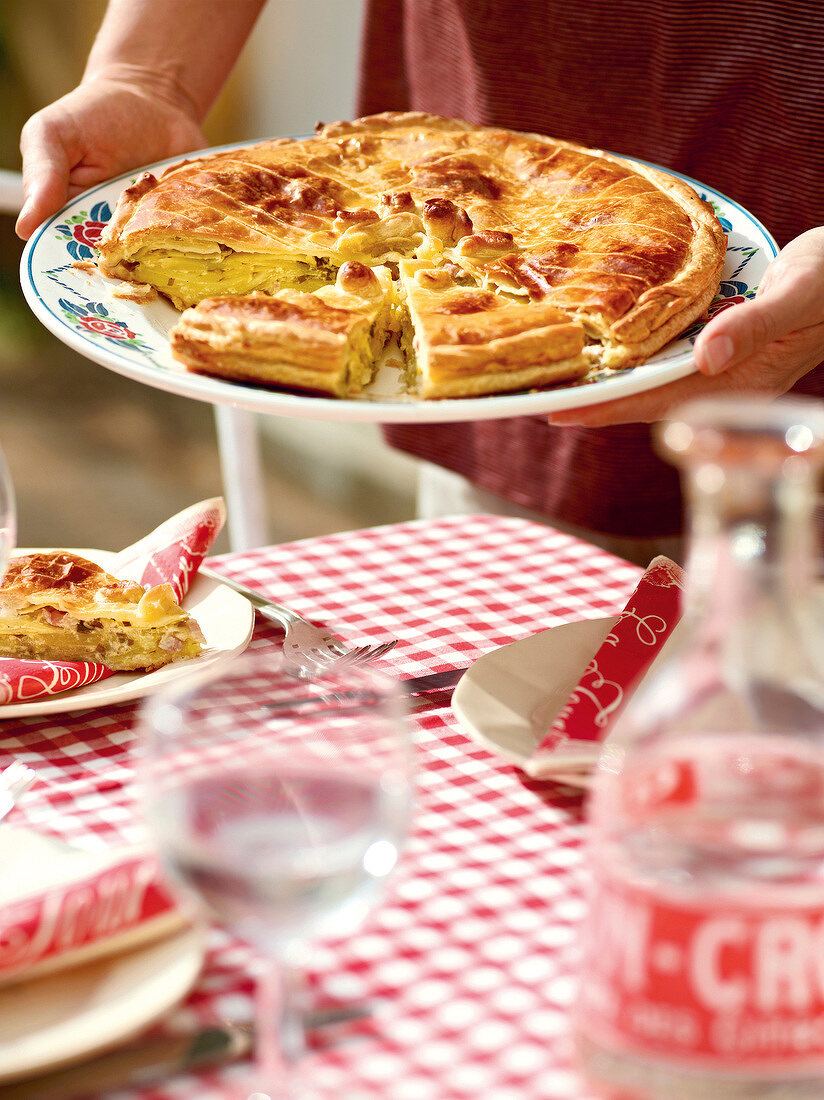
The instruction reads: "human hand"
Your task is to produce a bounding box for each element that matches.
[548,227,824,427]
[16,77,206,240]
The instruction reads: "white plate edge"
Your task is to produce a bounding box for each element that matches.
[0,922,206,1082]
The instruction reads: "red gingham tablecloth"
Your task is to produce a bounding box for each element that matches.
[1,514,640,1099]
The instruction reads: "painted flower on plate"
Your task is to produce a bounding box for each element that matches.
[72,220,107,251]
[54,201,112,261]
[78,314,136,340]
[57,298,150,353]
[684,278,756,342]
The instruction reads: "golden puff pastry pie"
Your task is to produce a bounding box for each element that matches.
[0,552,205,671]
[170,261,394,396]
[98,112,726,397]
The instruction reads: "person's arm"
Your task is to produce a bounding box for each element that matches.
[16,0,267,239]
[547,227,824,427]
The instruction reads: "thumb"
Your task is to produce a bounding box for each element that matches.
[694,231,824,376]
[16,118,73,240]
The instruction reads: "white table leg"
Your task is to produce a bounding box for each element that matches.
[0,170,24,215]
[213,405,269,551]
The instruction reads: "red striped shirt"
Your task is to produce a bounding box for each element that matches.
[359,0,824,537]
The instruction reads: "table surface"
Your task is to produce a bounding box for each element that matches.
[2,513,640,1099]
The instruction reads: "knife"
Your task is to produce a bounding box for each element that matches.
[0,1005,371,1100]
[400,667,467,694]
[262,666,468,716]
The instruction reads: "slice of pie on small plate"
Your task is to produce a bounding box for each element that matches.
[0,551,204,671]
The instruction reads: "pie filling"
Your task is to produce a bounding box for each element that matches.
[0,615,204,671]
[397,304,419,390]
[125,247,337,310]
[330,308,394,395]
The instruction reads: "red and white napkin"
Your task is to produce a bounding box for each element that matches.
[0,828,186,986]
[0,497,225,705]
[525,556,685,783]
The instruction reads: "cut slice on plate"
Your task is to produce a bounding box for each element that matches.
[170,261,395,396]
[398,259,592,398]
[0,551,204,671]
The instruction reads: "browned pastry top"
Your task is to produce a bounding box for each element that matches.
[1,552,144,608]
[0,551,194,631]
[99,113,724,337]
[195,294,360,335]
[100,112,727,391]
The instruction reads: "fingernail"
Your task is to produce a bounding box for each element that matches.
[702,334,734,375]
[15,200,32,232]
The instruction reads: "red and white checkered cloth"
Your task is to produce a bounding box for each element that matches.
[2,515,640,1099]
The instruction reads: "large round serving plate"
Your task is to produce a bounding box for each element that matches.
[21,143,777,424]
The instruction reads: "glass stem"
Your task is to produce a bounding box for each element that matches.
[254,957,306,1098]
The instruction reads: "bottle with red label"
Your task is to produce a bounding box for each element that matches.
[576,396,824,1099]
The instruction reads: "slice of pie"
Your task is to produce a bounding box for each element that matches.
[398,259,591,398]
[98,112,726,397]
[0,552,205,671]
[170,261,394,396]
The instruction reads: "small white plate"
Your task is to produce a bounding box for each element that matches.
[20,144,776,424]
[0,922,205,1083]
[0,549,254,719]
[451,616,617,785]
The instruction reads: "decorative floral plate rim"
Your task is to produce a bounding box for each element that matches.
[20,144,778,425]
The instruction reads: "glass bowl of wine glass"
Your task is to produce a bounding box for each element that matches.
[138,648,413,1098]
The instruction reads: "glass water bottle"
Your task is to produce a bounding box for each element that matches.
[577,396,824,1100]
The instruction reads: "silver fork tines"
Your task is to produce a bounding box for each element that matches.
[198,567,398,678]
[325,641,397,669]
[283,628,398,679]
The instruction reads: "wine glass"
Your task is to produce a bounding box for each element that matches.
[0,443,16,580]
[139,650,413,1098]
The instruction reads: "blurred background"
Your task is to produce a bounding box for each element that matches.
[0,0,419,555]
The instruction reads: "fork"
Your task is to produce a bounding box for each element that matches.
[199,566,398,678]
[0,760,36,822]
